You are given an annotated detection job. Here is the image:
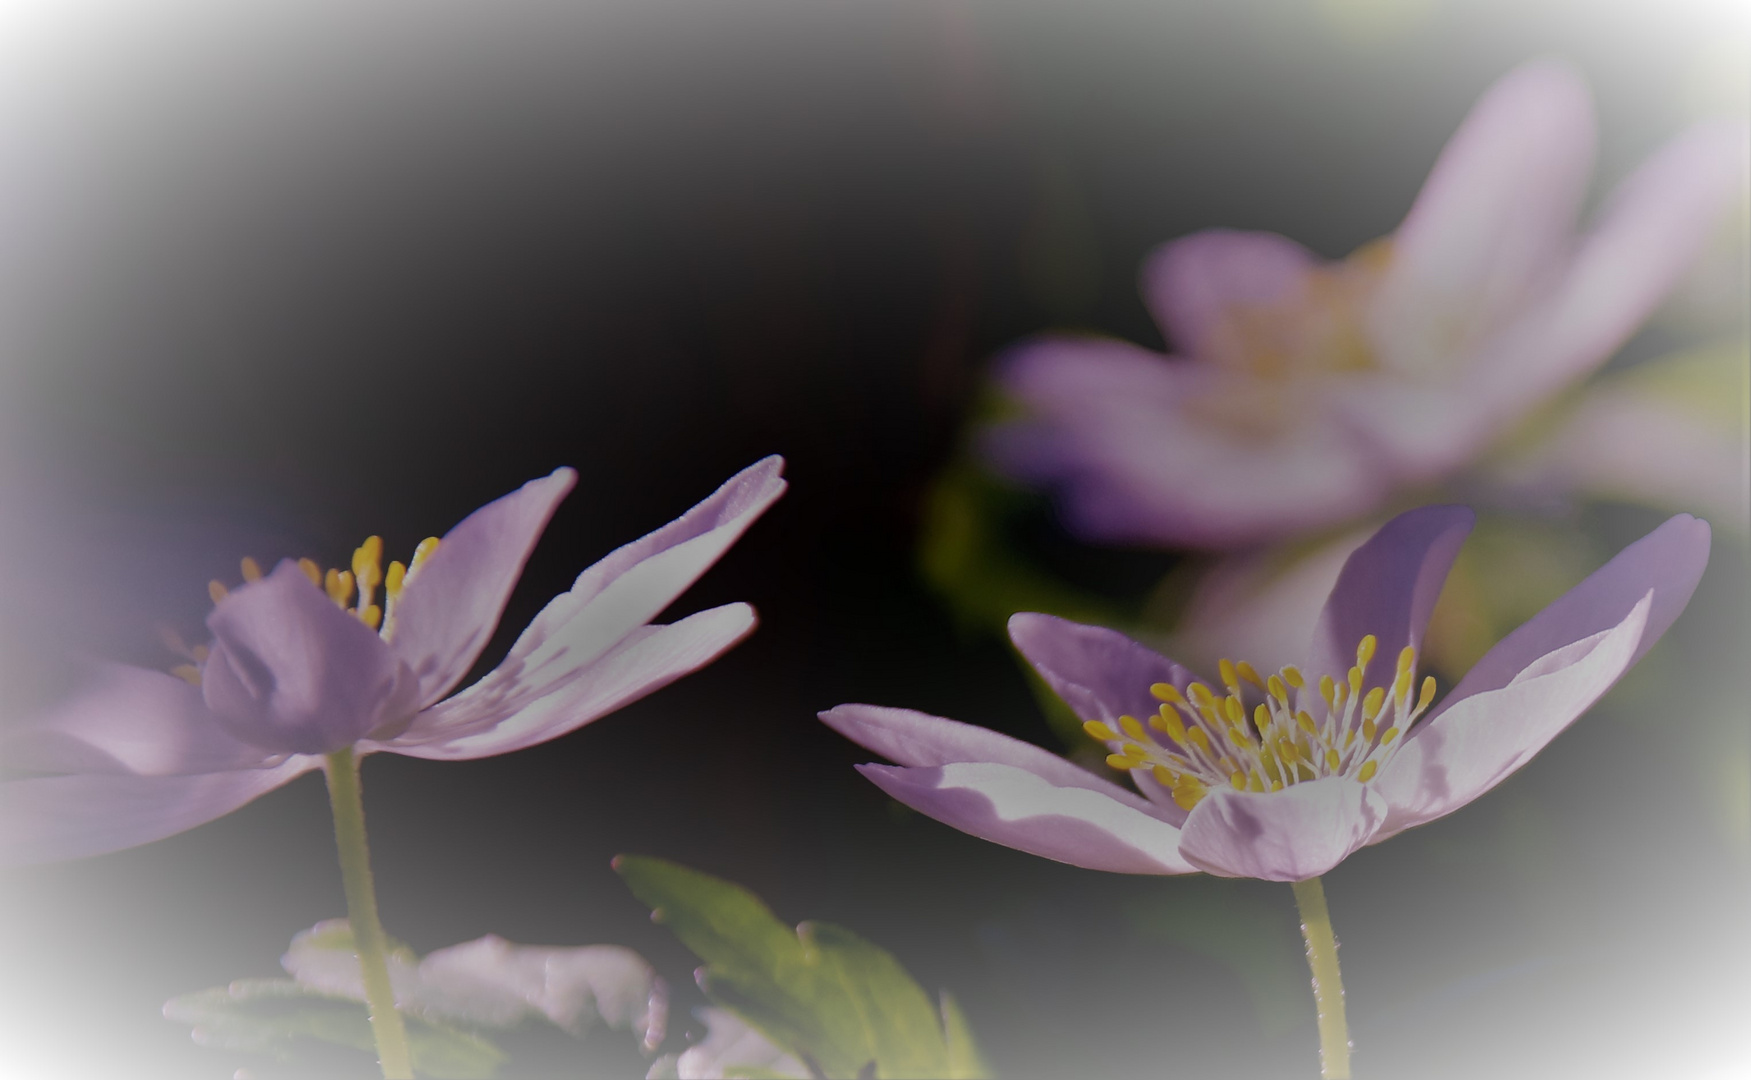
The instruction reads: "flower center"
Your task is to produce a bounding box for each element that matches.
[166,534,440,685]
[1082,633,1437,812]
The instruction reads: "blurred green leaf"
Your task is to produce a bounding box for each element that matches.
[615,856,991,1079]
[163,978,506,1079]
[939,992,990,1080]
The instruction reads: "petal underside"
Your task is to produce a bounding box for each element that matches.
[388,467,578,709]
[858,761,1196,875]
[1007,613,1201,726]
[0,758,317,866]
[1177,777,1388,881]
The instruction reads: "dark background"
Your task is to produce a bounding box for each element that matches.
[0,3,1744,1077]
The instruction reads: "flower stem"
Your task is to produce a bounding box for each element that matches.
[323,746,414,1080]
[1291,876,1351,1079]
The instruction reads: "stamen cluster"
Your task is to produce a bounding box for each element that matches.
[1082,635,1437,811]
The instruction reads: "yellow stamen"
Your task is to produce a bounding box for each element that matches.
[352,536,384,589]
[1083,720,1119,742]
[1152,765,1177,787]
[1393,669,1413,705]
[191,645,209,662]
[1362,687,1385,721]
[384,560,407,600]
[1106,754,1135,771]
[1325,748,1341,771]
[1253,703,1271,734]
[1247,769,1266,793]
[361,604,382,630]
[325,568,355,607]
[1267,675,1288,703]
[1356,634,1377,668]
[1357,760,1378,782]
[1154,711,1188,745]
[1230,772,1247,790]
[171,664,201,685]
[1187,728,1211,752]
[1418,676,1437,710]
[1363,718,1377,742]
[1319,675,1336,708]
[1235,661,1264,688]
[1297,711,1319,736]
[1380,727,1400,745]
[1347,666,1363,699]
[1188,682,1214,708]
[240,557,263,583]
[1218,659,1240,691]
[1172,780,1206,811]
[1282,666,1304,688]
[297,558,322,587]
[1397,644,1415,674]
[407,536,441,580]
[1224,696,1244,725]
[208,580,229,604]
[1118,715,1146,741]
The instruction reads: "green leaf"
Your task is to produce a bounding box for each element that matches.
[615,857,989,1079]
[938,992,992,1079]
[163,978,506,1079]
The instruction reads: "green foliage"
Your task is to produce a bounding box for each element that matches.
[163,978,506,1079]
[615,856,991,1080]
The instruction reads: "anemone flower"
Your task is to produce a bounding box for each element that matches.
[985,60,1744,548]
[822,504,1708,1077]
[2,456,785,1079]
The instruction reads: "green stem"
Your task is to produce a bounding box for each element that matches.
[324,746,414,1080]
[1291,876,1351,1079]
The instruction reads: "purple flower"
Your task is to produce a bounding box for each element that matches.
[822,505,1708,881]
[1,458,786,865]
[986,61,1745,547]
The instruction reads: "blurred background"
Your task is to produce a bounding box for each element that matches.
[0,1,1744,1077]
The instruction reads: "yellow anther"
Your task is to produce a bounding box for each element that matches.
[1397,644,1415,674]
[384,560,407,600]
[171,663,201,685]
[1325,748,1341,771]
[1357,760,1379,782]
[1235,661,1264,687]
[1267,675,1288,703]
[1418,676,1437,710]
[408,536,441,578]
[1362,717,1377,742]
[1248,770,1266,793]
[1347,666,1363,698]
[1296,711,1319,736]
[1253,703,1271,732]
[1319,674,1336,707]
[1278,737,1300,764]
[1188,682,1214,707]
[1271,780,1284,792]
[1224,696,1244,725]
[208,580,229,604]
[1150,682,1184,704]
[1357,634,1377,667]
[1380,727,1400,745]
[1153,711,1188,745]
[1282,666,1304,689]
[1083,720,1119,742]
[1218,659,1239,691]
[297,558,322,587]
[325,568,355,607]
[1172,780,1206,811]
[1230,772,1247,790]
[1122,742,1148,762]
[240,557,263,583]
[1362,686,1385,721]
[1119,715,1148,741]
[361,604,382,630]
[1151,765,1177,787]
[352,536,384,590]
[191,644,209,663]
[1187,728,1211,752]
[1393,669,1413,705]
[1225,726,1249,748]
[1106,754,1135,771]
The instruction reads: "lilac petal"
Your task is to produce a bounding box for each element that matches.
[1304,505,1474,688]
[1177,777,1388,881]
[1434,514,1708,718]
[819,703,1157,812]
[0,664,270,777]
[0,759,317,865]
[459,458,783,706]
[1374,591,1649,840]
[389,468,577,708]
[382,604,756,760]
[1138,229,1318,357]
[675,1006,807,1080]
[858,761,1196,875]
[1007,613,1200,723]
[416,937,665,1042]
[202,562,418,755]
[1472,119,1748,411]
[1371,60,1596,375]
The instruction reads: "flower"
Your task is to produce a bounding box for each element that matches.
[821,505,1708,881]
[985,60,1745,548]
[0,457,786,865]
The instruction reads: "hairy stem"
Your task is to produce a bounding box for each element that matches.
[1292,876,1351,1079]
[324,746,414,1079]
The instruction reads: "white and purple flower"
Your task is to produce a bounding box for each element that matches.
[1,457,786,865]
[823,504,1708,881]
[986,60,1745,548]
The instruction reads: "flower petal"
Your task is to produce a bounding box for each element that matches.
[464,458,783,703]
[857,761,1196,875]
[1471,118,1747,411]
[417,937,665,1043]
[1304,504,1474,688]
[1007,612,1201,725]
[388,468,578,708]
[0,759,317,865]
[674,1005,808,1080]
[381,604,756,760]
[0,664,271,777]
[1176,777,1388,881]
[1138,228,1319,357]
[1374,591,1649,839]
[819,703,1157,812]
[202,561,417,755]
[1370,60,1596,376]
[1434,514,1709,717]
